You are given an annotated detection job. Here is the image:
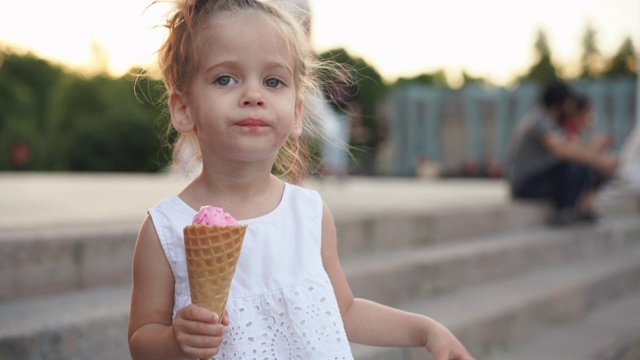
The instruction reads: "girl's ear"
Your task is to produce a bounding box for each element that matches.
[169,91,195,133]
[290,98,304,138]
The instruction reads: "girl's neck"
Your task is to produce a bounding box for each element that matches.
[180,166,285,220]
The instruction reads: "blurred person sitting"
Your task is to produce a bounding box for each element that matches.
[560,91,614,151]
[506,80,618,226]
[560,91,617,214]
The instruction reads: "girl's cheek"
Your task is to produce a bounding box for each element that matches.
[274,134,288,147]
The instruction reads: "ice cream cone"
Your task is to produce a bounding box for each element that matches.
[183,224,247,321]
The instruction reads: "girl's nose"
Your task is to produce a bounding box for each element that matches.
[240,82,265,107]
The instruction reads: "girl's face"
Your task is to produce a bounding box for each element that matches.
[172,10,303,166]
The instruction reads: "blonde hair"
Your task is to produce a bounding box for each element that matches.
[153,0,326,183]
[270,0,310,24]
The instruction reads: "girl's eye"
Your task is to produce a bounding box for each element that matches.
[265,78,284,88]
[215,75,236,86]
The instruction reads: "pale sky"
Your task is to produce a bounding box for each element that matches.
[0,0,638,85]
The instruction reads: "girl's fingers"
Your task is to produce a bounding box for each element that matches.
[181,304,218,323]
[221,310,230,326]
[184,332,225,349]
[177,328,227,359]
[181,344,219,360]
[182,321,227,337]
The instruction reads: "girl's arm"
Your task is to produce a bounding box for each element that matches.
[320,204,475,360]
[128,216,227,360]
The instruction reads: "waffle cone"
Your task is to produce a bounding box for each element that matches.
[183,224,247,319]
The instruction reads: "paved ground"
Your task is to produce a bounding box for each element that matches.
[0,172,510,231]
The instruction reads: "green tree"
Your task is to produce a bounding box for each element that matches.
[519,28,559,83]
[0,49,65,169]
[461,71,487,87]
[604,36,637,78]
[0,46,169,172]
[579,24,604,79]
[317,48,388,174]
[394,71,448,87]
[48,73,165,172]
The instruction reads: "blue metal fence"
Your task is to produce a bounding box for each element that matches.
[386,78,637,176]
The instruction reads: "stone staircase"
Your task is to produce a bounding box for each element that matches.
[0,223,138,360]
[0,189,639,360]
[346,191,640,360]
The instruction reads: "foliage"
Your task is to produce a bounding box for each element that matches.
[519,28,559,83]
[516,26,637,84]
[0,51,65,169]
[394,71,449,87]
[317,48,389,173]
[400,27,636,88]
[0,48,166,171]
[460,71,487,87]
[0,24,636,172]
[604,36,637,78]
[579,24,603,79]
[317,48,388,129]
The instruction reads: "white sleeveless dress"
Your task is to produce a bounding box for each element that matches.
[148,183,354,359]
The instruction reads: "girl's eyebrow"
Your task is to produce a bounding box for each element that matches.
[204,60,238,74]
[264,61,293,75]
[203,60,293,75]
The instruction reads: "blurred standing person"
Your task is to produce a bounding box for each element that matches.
[618,126,640,195]
[271,0,351,179]
[506,80,618,226]
[324,66,360,176]
[415,154,442,179]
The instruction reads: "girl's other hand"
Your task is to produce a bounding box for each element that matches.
[172,304,229,359]
[426,322,475,360]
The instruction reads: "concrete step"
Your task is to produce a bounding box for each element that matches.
[2,181,632,303]
[335,201,548,257]
[0,201,548,302]
[0,183,635,358]
[485,289,640,360]
[0,285,130,360]
[350,242,640,360]
[0,223,139,301]
[344,214,640,307]
[2,216,638,360]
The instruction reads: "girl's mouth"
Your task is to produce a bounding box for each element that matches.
[236,118,268,127]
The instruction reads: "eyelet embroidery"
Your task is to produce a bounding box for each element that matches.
[211,279,352,359]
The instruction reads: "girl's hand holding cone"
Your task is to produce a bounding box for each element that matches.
[172,305,230,359]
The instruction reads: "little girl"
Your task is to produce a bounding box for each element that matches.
[127,1,474,359]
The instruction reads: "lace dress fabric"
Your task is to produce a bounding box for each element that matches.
[149,183,353,359]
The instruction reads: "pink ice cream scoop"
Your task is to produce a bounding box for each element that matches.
[192,206,238,226]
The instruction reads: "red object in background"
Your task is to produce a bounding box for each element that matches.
[486,162,504,178]
[10,142,31,170]
[462,161,481,177]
